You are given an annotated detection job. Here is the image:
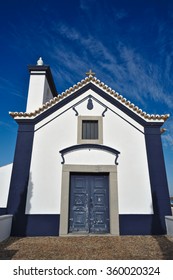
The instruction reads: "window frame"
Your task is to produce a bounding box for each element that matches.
[77,116,103,144]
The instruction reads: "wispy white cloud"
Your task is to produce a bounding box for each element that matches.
[163,133,173,148]
[50,22,173,112]
[116,45,173,108]
[36,16,173,150]
[80,0,96,11]
[113,9,128,20]
[0,121,11,128]
[0,77,26,99]
[4,1,173,116]
[48,22,173,149]
[0,120,17,133]
[9,15,173,116]
[162,116,173,150]
[56,24,80,41]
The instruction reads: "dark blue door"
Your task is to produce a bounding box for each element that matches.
[69,173,109,234]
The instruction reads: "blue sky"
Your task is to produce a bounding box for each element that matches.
[0,0,173,195]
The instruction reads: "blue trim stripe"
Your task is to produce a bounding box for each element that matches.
[10,215,60,236]
[8,213,168,236]
[144,126,172,234]
[0,208,7,215]
[119,215,166,235]
[7,123,35,235]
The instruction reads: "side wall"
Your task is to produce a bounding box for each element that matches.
[0,164,13,214]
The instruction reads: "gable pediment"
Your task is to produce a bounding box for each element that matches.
[9,74,169,126]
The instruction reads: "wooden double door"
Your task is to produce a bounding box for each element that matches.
[69,173,110,234]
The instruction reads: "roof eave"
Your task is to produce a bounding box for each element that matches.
[9,76,170,125]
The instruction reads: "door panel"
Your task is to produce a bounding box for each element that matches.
[69,173,109,234]
[90,176,109,233]
[69,175,89,233]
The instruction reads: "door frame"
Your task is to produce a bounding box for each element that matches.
[59,164,119,236]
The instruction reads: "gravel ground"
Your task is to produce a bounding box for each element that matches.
[0,235,173,260]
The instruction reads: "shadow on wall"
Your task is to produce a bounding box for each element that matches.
[25,174,33,215]
[12,173,33,236]
[10,172,60,237]
[151,191,165,235]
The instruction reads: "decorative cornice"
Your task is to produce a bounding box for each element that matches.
[59,144,120,165]
[9,75,170,122]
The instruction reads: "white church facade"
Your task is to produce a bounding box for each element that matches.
[0,58,172,236]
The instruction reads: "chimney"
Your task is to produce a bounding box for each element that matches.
[26,58,57,112]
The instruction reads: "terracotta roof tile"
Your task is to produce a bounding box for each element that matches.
[9,75,169,122]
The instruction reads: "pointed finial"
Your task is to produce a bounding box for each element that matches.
[86,69,95,77]
[37,57,44,66]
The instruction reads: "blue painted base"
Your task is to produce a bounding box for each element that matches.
[0,208,7,215]
[119,214,167,235]
[10,215,60,236]
[8,213,169,236]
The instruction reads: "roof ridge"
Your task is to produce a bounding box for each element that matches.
[9,75,170,122]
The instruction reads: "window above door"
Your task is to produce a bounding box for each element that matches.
[77,116,103,144]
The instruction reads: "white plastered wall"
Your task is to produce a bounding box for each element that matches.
[25,89,153,215]
[26,74,53,112]
[0,164,13,207]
